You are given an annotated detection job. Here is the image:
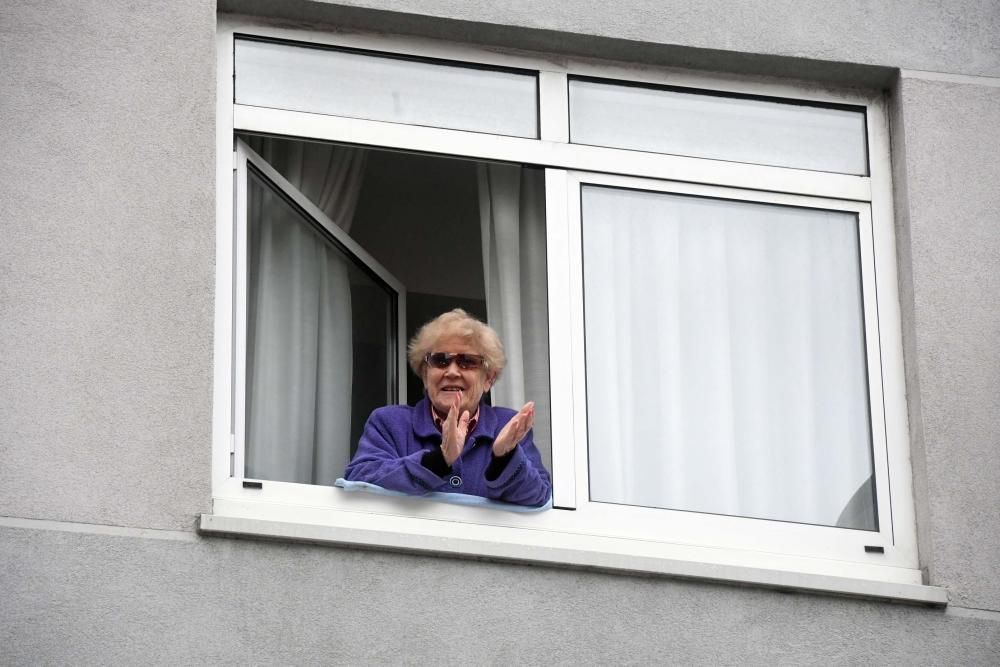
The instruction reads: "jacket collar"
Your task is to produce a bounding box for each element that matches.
[413,396,498,442]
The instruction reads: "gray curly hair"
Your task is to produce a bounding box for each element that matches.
[407,309,506,379]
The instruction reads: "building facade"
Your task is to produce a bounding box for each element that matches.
[2,1,999,663]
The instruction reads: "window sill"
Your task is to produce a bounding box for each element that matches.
[198,506,947,607]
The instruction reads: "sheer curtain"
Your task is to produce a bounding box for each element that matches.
[582,186,876,529]
[478,164,550,464]
[244,137,367,485]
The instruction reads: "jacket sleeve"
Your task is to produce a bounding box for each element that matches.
[343,410,449,494]
[482,428,552,507]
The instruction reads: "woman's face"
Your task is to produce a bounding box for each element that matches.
[422,334,496,418]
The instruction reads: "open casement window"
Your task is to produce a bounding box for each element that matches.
[208,19,941,603]
[233,141,406,486]
[231,136,552,487]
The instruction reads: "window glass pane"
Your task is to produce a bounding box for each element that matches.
[582,185,876,530]
[236,38,539,138]
[245,167,396,485]
[570,79,868,175]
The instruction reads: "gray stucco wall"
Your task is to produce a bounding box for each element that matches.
[3,523,999,666]
[0,0,216,531]
[890,75,1000,611]
[2,0,999,664]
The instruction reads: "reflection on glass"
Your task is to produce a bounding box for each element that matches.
[582,185,876,529]
[570,79,868,175]
[245,169,395,485]
[236,38,539,138]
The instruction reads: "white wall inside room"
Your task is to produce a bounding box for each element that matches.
[351,148,486,302]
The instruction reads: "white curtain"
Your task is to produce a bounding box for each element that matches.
[244,137,367,485]
[582,186,875,529]
[478,164,551,466]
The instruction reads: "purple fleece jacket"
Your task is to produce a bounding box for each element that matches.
[344,397,551,507]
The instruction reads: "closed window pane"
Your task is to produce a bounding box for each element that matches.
[582,185,876,530]
[570,79,868,175]
[245,167,397,485]
[236,38,538,138]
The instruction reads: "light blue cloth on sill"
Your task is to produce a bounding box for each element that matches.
[334,478,551,513]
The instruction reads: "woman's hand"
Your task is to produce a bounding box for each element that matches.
[492,401,535,458]
[440,393,471,466]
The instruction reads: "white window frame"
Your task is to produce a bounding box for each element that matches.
[555,174,889,540]
[204,16,944,605]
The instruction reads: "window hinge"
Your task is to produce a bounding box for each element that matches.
[229,433,237,453]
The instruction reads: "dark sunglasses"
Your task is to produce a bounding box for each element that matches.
[424,352,486,371]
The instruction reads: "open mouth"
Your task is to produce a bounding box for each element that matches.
[439,386,465,398]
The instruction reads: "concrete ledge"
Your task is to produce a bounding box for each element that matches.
[200,512,949,606]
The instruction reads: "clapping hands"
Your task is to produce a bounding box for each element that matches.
[440,393,471,466]
[441,397,535,465]
[492,401,535,458]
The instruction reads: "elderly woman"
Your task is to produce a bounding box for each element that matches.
[344,309,551,507]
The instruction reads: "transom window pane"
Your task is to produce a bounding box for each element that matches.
[582,185,876,530]
[236,38,539,138]
[570,78,868,175]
